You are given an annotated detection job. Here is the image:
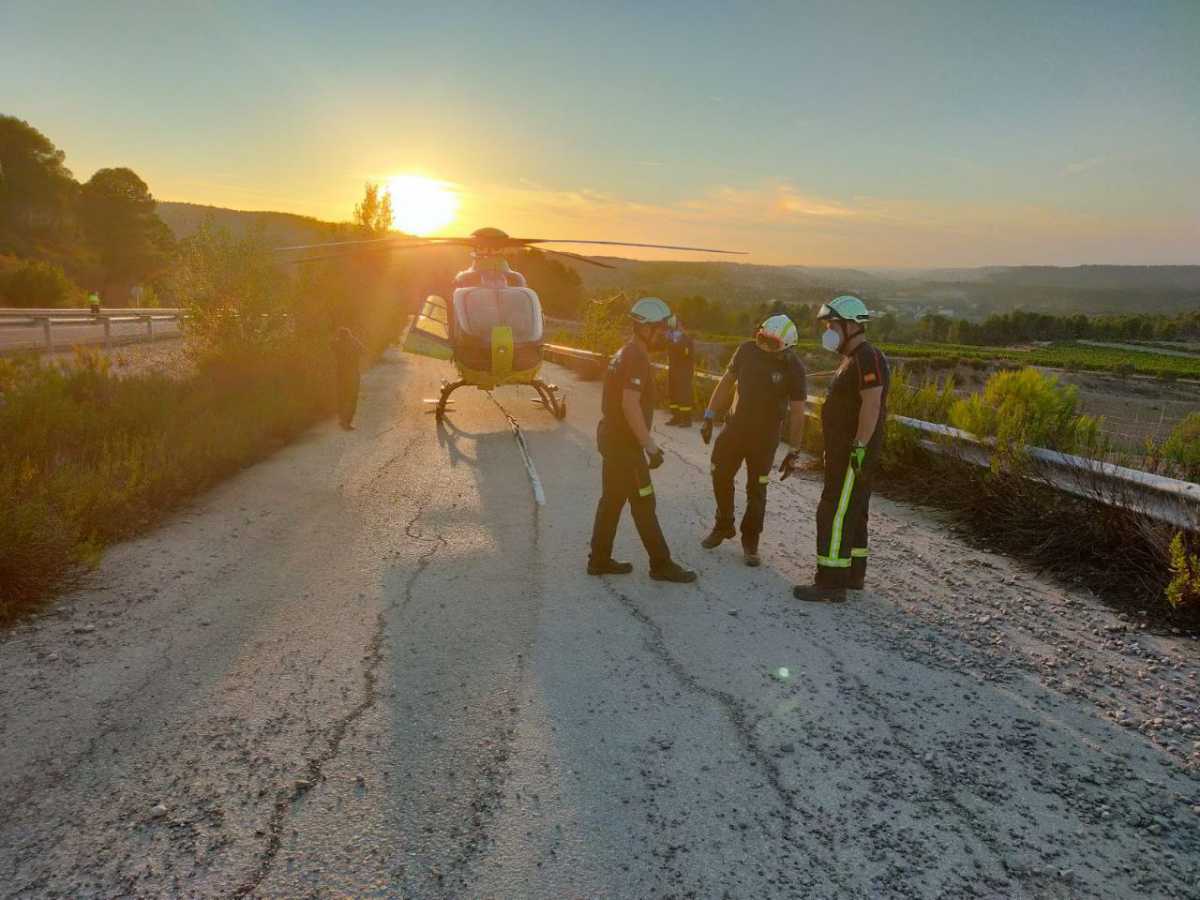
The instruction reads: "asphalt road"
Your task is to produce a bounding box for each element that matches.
[0,318,181,352]
[1,350,1198,898]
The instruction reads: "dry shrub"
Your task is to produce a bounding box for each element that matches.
[0,344,333,623]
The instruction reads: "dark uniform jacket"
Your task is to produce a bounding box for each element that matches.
[599,339,654,450]
[724,341,807,437]
[821,341,890,453]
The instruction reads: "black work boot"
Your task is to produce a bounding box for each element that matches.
[793,568,847,602]
[792,584,847,603]
[649,560,698,583]
[587,558,634,576]
[742,536,761,567]
[701,525,736,549]
[848,556,867,590]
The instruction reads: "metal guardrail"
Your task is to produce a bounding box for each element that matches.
[544,343,1199,530]
[0,307,185,352]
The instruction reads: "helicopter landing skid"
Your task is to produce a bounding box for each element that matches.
[430,379,467,421]
[531,380,567,420]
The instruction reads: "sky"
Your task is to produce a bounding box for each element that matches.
[2,0,1198,266]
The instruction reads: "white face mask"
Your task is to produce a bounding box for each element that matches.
[821,328,842,353]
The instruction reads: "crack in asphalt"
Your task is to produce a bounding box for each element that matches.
[601,582,854,895]
[232,493,446,897]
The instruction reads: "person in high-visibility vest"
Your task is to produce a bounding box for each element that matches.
[698,314,807,566]
[88,292,101,316]
[588,297,697,584]
[665,316,696,427]
[793,295,890,602]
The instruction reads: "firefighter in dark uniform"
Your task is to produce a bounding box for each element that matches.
[665,316,696,427]
[793,295,890,602]
[698,315,807,566]
[588,297,697,584]
[331,326,366,430]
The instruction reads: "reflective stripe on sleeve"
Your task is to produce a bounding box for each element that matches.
[638,484,654,497]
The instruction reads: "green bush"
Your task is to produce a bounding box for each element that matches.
[949,367,1102,463]
[169,223,295,354]
[578,293,631,356]
[889,369,957,424]
[1162,413,1200,482]
[1166,532,1200,610]
[0,258,82,308]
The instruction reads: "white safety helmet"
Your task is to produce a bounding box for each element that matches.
[629,296,673,325]
[755,314,798,351]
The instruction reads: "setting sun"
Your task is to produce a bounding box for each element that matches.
[384,175,459,235]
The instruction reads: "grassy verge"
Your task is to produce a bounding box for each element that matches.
[0,346,334,623]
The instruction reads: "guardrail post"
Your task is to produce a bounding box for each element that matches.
[145,315,153,341]
[42,317,53,352]
[103,316,112,349]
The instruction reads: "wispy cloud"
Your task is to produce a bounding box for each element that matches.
[452,177,1194,266]
[1063,156,1106,176]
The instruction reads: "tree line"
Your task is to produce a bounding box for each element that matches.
[913,308,1200,346]
[0,114,176,306]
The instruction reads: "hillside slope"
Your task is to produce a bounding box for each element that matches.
[155,201,359,246]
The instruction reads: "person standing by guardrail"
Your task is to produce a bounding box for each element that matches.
[588,297,697,584]
[331,326,366,430]
[794,295,890,603]
[88,291,101,316]
[665,315,695,427]
[698,314,807,567]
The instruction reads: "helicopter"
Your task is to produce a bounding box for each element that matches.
[277,227,745,422]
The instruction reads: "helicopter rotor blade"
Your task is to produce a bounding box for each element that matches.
[282,241,464,265]
[538,248,617,269]
[274,235,431,253]
[518,239,747,255]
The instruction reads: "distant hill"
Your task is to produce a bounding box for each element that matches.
[569,259,884,305]
[156,201,362,247]
[156,202,1200,318]
[886,265,1200,291]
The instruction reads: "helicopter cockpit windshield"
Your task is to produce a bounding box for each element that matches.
[455,287,544,343]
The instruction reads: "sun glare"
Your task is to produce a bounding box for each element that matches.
[385,175,459,235]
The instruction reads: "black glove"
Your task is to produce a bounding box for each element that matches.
[779,450,801,481]
[700,415,714,445]
[646,447,665,470]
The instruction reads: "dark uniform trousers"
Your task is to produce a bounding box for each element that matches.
[668,361,694,424]
[590,426,671,568]
[337,366,360,427]
[815,439,878,588]
[711,425,778,540]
